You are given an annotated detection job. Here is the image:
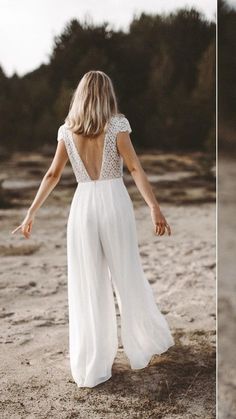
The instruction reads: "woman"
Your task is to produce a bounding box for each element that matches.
[12,70,174,388]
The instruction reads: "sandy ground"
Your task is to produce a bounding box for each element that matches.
[218,156,236,419]
[0,152,216,418]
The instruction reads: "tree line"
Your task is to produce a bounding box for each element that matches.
[0,7,216,154]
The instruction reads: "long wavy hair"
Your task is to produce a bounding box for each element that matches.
[65,70,123,137]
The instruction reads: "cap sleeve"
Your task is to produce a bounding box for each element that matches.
[118,116,132,134]
[57,125,65,142]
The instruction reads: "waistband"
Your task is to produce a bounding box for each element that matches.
[75,176,124,189]
[78,176,123,184]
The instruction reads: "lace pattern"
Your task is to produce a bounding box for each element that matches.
[57,114,132,183]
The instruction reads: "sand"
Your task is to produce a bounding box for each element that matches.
[0,151,216,418]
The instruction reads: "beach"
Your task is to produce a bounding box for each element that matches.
[0,150,216,418]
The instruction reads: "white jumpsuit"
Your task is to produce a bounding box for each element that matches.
[57,114,174,388]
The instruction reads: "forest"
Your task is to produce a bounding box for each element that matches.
[0,6,217,154]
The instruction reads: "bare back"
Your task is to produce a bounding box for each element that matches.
[57,114,132,183]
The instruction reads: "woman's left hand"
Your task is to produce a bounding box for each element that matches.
[150,206,171,236]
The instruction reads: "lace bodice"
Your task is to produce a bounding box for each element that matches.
[57,114,132,183]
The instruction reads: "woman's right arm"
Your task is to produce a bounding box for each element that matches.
[11,140,68,239]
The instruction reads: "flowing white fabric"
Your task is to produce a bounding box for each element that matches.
[58,114,174,387]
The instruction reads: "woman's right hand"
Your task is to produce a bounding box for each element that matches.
[11,210,35,239]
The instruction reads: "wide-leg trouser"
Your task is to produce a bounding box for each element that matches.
[67,177,174,388]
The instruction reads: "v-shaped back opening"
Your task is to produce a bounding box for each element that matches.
[68,125,109,181]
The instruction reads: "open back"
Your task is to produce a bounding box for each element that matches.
[57,114,132,183]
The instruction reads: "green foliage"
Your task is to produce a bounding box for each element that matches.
[0,8,215,152]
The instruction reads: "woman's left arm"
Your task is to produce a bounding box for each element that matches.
[11,141,68,239]
[117,131,171,236]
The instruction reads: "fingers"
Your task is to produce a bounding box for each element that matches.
[28,220,33,234]
[11,223,32,239]
[11,225,22,235]
[21,223,31,239]
[155,221,172,236]
[155,222,165,235]
[166,223,171,235]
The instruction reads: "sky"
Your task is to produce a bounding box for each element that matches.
[0,0,220,77]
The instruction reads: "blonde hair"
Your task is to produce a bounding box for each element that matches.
[65,70,123,137]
